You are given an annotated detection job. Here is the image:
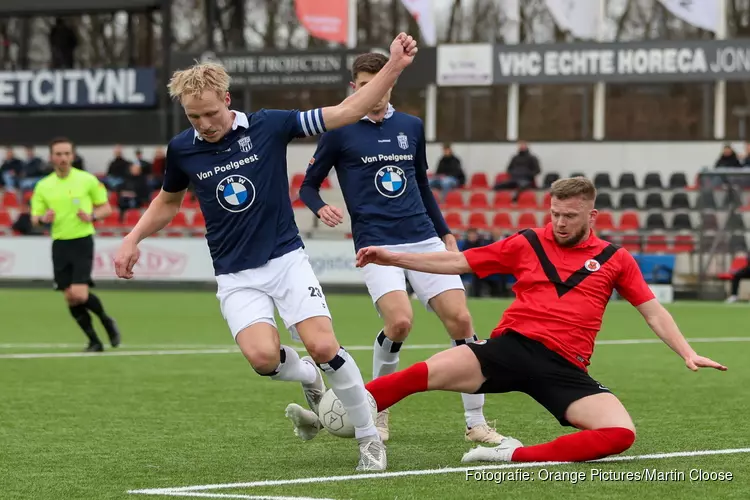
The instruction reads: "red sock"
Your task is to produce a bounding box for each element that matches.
[512,427,635,462]
[365,362,429,412]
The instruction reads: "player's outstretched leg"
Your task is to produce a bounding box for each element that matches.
[297,316,386,472]
[371,291,414,442]
[429,290,504,444]
[462,393,636,463]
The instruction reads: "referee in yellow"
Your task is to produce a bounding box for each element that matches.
[31,137,121,352]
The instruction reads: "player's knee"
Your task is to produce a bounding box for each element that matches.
[385,315,412,342]
[445,308,474,340]
[304,337,340,365]
[246,348,281,375]
[65,289,87,306]
[608,427,636,454]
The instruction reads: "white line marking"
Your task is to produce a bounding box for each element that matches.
[131,493,335,500]
[128,447,750,497]
[1,337,749,360]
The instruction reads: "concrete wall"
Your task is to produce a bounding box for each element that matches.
[9,140,744,182]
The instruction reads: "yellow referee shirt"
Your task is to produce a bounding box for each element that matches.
[30,169,109,241]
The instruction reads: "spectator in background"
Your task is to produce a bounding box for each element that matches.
[12,202,45,235]
[49,18,77,69]
[105,145,131,190]
[725,258,750,304]
[18,146,49,192]
[494,140,541,201]
[429,143,465,198]
[715,144,742,168]
[116,163,150,220]
[1,147,23,191]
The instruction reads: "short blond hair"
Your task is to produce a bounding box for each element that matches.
[167,62,231,100]
[550,177,597,202]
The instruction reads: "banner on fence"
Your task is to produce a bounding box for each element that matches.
[0,237,363,285]
[0,68,157,108]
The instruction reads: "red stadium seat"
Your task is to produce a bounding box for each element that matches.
[492,191,513,209]
[494,173,509,186]
[469,173,489,190]
[444,212,465,231]
[517,213,537,229]
[492,213,513,230]
[2,192,18,208]
[718,256,748,280]
[0,210,11,227]
[542,212,551,226]
[621,234,641,252]
[124,210,142,227]
[99,211,121,228]
[645,234,669,253]
[108,191,118,206]
[595,212,615,231]
[468,212,489,230]
[515,191,538,209]
[542,192,552,209]
[290,173,305,190]
[191,211,205,228]
[618,212,640,231]
[169,212,188,227]
[22,191,32,205]
[468,192,489,210]
[321,178,331,189]
[672,234,695,253]
[443,191,464,210]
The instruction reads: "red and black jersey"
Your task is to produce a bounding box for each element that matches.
[464,225,654,371]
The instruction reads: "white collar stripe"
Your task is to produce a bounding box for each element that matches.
[360,103,395,123]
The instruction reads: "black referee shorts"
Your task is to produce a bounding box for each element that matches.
[51,235,95,291]
[467,331,611,427]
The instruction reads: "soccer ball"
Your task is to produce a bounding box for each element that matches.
[317,388,378,438]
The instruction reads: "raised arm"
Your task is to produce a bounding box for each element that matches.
[321,33,417,131]
[356,247,471,275]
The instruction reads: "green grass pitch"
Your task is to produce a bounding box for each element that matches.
[1,288,748,499]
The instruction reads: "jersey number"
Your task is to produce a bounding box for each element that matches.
[308,286,323,298]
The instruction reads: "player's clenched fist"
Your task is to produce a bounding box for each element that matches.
[40,209,55,224]
[356,246,394,268]
[389,32,418,69]
[317,205,344,227]
[114,238,141,279]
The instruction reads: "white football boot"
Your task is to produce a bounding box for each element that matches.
[465,422,505,444]
[375,409,390,442]
[356,435,387,472]
[285,403,322,441]
[461,437,524,463]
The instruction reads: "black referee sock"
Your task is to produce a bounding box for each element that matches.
[84,293,108,320]
[69,305,101,345]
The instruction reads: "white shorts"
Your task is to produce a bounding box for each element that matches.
[215,248,331,340]
[361,237,465,312]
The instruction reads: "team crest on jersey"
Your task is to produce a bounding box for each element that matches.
[216,174,256,213]
[397,132,409,150]
[237,135,252,153]
[585,259,601,272]
[375,166,407,198]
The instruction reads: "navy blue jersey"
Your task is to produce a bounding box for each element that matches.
[299,108,449,251]
[162,109,325,275]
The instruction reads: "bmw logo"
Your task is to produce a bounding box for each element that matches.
[216,174,256,213]
[375,166,407,198]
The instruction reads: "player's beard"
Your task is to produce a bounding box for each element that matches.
[555,225,589,247]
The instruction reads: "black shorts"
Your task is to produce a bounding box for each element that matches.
[51,236,95,291]
[467,331,611,427]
